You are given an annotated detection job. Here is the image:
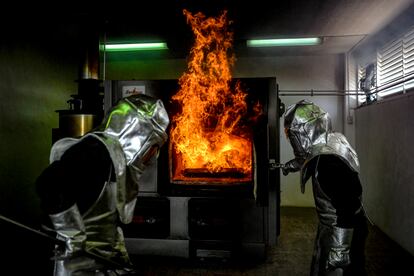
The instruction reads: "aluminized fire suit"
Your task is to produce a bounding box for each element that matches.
[36,94,169,275]
[282,100,367,276]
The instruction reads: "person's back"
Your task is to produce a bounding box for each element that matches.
[281,100,368,275]
[307,154,367,275]
[36,94,170,275]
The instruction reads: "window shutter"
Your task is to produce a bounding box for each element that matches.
[403,28,414,91]
[403,28,414,76]
[374,26,414,98]
[377,39,403,87]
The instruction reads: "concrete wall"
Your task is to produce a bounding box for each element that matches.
[0,27,78,222]
[355,95,414,255]
[0,21,79,273]
[106,54,345,207]
[237,56,345,207]
[343,53,358,147]
[349,4,414,255]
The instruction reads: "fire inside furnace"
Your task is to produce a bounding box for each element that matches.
[169,9,260,184]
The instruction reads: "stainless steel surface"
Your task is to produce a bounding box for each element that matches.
[126,238,190,258]
[169,197,189,239]
[58,113,96,138]
[137,155,158,193]
[105,78,279,259]
[196,249,231,259]
[79,28,99,80]
[125,238,268,260]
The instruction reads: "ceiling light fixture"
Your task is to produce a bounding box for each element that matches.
[104,42,168,52]
[246,37,322,47]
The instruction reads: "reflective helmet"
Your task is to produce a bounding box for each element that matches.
[283,100,331,170]
[283,100,359,192]
[99,94,170,181]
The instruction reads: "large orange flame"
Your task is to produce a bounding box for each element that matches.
[170,9,255,183]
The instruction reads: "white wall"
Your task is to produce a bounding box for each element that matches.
[0,20,80,275]
[0,27,78,221]
[343,53,358,147]
[355,95,414,255]
[107,54,345,207]
[347,4,414,255]
[234,55,345,207]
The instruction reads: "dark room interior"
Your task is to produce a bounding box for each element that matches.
[1,1,414,275]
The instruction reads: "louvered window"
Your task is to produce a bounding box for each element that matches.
[376,26,414,97]
[403,28,414,90]
[358,26,414,104]
[378,40,403,86]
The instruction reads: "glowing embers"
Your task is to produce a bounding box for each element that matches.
[169,132,253,184]
[169,9,257,184]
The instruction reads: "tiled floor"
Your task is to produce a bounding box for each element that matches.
[130,207,414,276]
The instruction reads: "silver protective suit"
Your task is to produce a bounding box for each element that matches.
[48,94,169,275]
[283,100,363,275]
[283,100,359,193]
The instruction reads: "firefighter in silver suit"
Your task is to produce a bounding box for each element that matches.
[281,100,367,276]
[36,94,169,275]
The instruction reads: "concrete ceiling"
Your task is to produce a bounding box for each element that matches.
[5,0,414,58]
[95,0,414,57]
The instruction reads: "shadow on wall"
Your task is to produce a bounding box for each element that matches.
[0,20,81,274]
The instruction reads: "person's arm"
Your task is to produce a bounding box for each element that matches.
[281,157,306,175]
[36,136,113,215]
[36,160,74,214]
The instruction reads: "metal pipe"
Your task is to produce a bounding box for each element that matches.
[280,89,361,93]
[279,92,364,96]
[366,74,414,95]
[79,26,100,81]
[0,213,133,269]
[279,74,414,97]
[0,213,64,246]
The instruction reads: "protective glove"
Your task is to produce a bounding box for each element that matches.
[327,227,353,271]
[49,204,86,257]
[282,158,305,176]
[281,165,289,176]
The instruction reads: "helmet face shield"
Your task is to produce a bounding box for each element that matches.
[287,129,308,161]
[141,145,160,167]
[282,100,360,191]
[100,94,170,181]
[128,130,167,175]
[283,100,331,159]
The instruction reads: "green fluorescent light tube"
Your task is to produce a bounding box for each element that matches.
[246,37,321,47]
[105,42,168,51]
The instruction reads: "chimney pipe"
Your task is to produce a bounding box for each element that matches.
[52,24,103,143]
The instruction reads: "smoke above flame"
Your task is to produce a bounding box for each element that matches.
[170,9,257,180]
